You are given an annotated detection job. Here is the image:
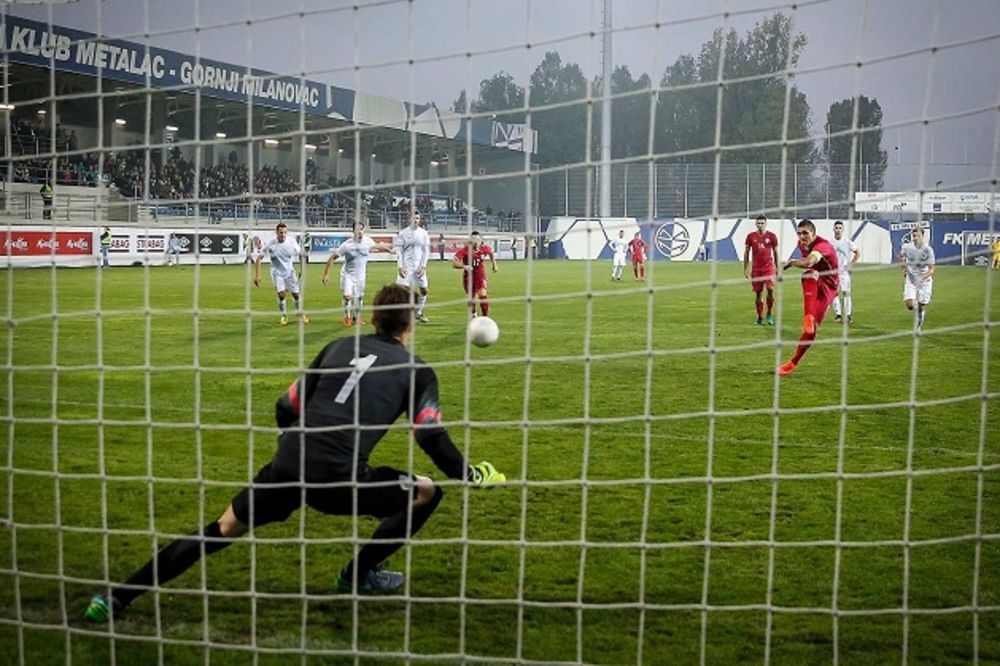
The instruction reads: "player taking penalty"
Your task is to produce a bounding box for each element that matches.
[778,219,840,377]
[743,214,779,325]
[453,230,497,318]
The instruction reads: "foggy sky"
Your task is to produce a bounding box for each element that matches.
[8,0,1000,190]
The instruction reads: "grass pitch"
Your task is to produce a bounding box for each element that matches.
[1,258,999,664]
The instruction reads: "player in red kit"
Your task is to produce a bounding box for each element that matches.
[628,232,648,281]
[743,214,779,325]
[453,230,498,318]
[778,219,840,376]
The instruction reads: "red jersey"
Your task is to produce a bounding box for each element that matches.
[797,236,839,292]
[745,230,779,273]
[454,243,494,281]
[628,237,647,263]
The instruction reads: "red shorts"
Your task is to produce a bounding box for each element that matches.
[632,256,645,265]
[463,274,487,295]
[801,278,834,324]
[751,268,776,292]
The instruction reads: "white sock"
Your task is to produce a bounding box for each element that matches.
[344,299,352,318]
[278,297,287,315]
[844,296,852,316]
[833,298,842,317]
[418,293,427,315]
[294,297,302,314]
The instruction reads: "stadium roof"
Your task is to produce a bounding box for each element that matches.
[2,15,536,154]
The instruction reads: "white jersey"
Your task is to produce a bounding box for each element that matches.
[831,237,858,275]
[262,237,300,277]
[395,226,430,273]
[609,237,628,259]
[900,242,935,282]
[337,236,376,281]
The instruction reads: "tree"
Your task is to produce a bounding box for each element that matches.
[591,65,653,160]
[655,13,816,165]
[822,95,888,193]
[528,51,589,166]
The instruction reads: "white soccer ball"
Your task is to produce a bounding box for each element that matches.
[467,316,500,348]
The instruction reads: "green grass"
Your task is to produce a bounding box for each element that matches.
[1,258,999,664]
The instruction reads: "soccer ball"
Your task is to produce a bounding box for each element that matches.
[467,316,499,348]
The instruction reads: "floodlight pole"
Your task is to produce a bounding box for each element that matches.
[599,0,612,218]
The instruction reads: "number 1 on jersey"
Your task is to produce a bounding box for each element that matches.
[334,354,378,404]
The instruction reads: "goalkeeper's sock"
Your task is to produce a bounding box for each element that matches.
[278,297,287,316]
[112,522,230,608]
[342,486,443,584]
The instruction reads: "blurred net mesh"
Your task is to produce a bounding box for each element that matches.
[1,0,998,663]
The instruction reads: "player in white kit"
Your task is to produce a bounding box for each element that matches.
[830,221,860,324]
[609,229,628,281]
[322,221,393,327]
[394,212,432,323]
[254,222,308,326]
[898,226,935,331]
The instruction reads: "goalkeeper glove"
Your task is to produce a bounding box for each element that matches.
[469,461,506,487]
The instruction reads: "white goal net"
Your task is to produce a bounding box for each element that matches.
[2,0,999,664]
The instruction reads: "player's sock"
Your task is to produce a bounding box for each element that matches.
[844,296,852,317]
[343,299,352,319]
[294,297,302,314]
[789,329,817,366]
[418,293,427,315]
[278,297,287,315]
[766,295,774,316]
[480,298,489,317]
[832,298,842,317]
[356,297,364,321]
[341,487,442,586]
[112,522,230,609]
[755,299,764,320]
[918,307,926,328]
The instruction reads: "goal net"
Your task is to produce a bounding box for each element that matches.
[2,0,999,663]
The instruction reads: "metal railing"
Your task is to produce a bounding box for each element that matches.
[537,162,992,219]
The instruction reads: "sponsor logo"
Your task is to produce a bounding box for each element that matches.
[5,237,28,251]
[654,222,690,258]
[943,231,1000,246]
[109,235,131,252]
[136,236,166,252]
[65,238,89,250]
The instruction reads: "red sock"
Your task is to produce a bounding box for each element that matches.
[790,329,817,365]
[766,296,774,315]
[755,300,764,319]
[480,298,489,317]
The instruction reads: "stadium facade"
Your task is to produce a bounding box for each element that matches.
[1,14,538,231]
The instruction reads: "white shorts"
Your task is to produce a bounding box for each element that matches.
[396,269,429,290]
[612,255,626,268]
[838,272,852,294]
[903,276,932,305]
[341,273,366,299]
[271,270,300,294]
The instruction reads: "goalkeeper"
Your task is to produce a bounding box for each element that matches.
[85,284,505,623]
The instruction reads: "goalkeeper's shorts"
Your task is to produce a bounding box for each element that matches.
[231,462,420,528]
